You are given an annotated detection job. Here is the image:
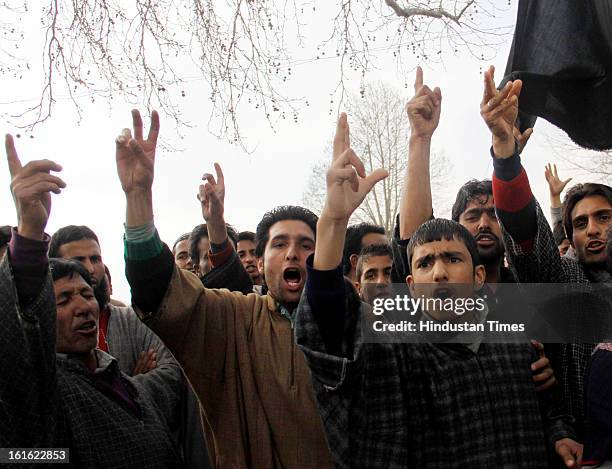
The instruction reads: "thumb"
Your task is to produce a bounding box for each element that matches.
[363,168,389,192]
[563,177,573,186]
[557,444,575,467]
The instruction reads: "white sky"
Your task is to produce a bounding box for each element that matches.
[0,1,596,302]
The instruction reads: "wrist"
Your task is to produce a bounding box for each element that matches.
[206,215,227,244]
[492,136,516,159]
[319,209,350,226]
[314,215,349,271]
[409,134,433,145]
[125,190,153,226]
[16,224,44,241]
[550,194,562,207]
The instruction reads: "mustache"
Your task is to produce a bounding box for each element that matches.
[475,231,499,241]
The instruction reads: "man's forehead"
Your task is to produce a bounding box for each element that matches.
[59,238,101,257]
[413,238,469,257]
[268,219,315,240]
[361,232,388,246]
[464,195,494,212]
[237,239,255,249]
[175,239,189,251]
[54,275,92,294]
[363,255,393,268]
[572,195,612,218]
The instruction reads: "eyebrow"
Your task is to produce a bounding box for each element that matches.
[573,208,612,221]
[414,251,465,264]
[270,234,314,244]
[462,207,496,217]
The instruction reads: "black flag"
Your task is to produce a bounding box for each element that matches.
[503,0,612,150]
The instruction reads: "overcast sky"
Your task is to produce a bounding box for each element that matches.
[0,1,595,301]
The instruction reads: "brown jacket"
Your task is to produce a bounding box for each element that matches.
[141,266,335,469]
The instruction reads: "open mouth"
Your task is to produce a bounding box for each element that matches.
[475,233,497,246]
[75,320,97,335]
[283,267,302,291]
[245,265,257,273]
[432,287,454,300]
[586,240,605,253]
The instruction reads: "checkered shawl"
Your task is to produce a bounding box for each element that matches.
[295,279,575,469]
[499,201,612,437]
[0,257,184,468]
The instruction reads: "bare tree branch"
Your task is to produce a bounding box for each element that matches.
[384,0,475,24]
[1,0,510,148]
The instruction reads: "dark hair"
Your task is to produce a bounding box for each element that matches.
[563,183,612,241]
[49,225,100,258]
[237,231,256,243]
[343,223,387,275]
[172,233,190,253]
[49,258,94,286]
[407,218,481,269]
[0,225,12,249]
[50,258,106,310]
[356,243,393,281]
[553,222,568,246]
[226,224,238,248]
[188,224,208,263]
[188,223,239,262]
[255,206,318,257]
[451,179,493,222]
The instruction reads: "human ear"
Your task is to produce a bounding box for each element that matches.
[473,265,486,290]
[406,275,415,296]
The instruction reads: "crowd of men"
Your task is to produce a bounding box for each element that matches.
[1,65,611,468]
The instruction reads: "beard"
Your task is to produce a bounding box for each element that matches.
[94,275,110,312]
[475,234,505,266]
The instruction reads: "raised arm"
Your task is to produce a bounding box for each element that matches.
[545,163,572,228]
[481,66,569,283]
[315,113,388,270]
[398,66,441,240]
[297,112,386,364]
[1,135,65,447]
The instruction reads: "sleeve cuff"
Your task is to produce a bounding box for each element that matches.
[209,241,233,268]
[124,228,163,261]
[491,145,522,181]
[305,254,345,308]
[9,228,50,268]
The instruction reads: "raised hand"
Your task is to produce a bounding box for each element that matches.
[115,109,159,195]
[6,134,65,240]
[545,163,572,198]
[198,163,227,244]
[198,163,225,223]
[322,113,388,222]
[480,65,523,158]
[406,66,442,140]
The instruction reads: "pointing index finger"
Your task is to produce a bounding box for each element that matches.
[414,66,423,93]
[483,65,497,104]
[5,134,22,177]
[333,112,348,160]
[132,109,143,141]
[214,162,224,186]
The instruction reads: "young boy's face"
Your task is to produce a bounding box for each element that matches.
[407,237,485,317]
